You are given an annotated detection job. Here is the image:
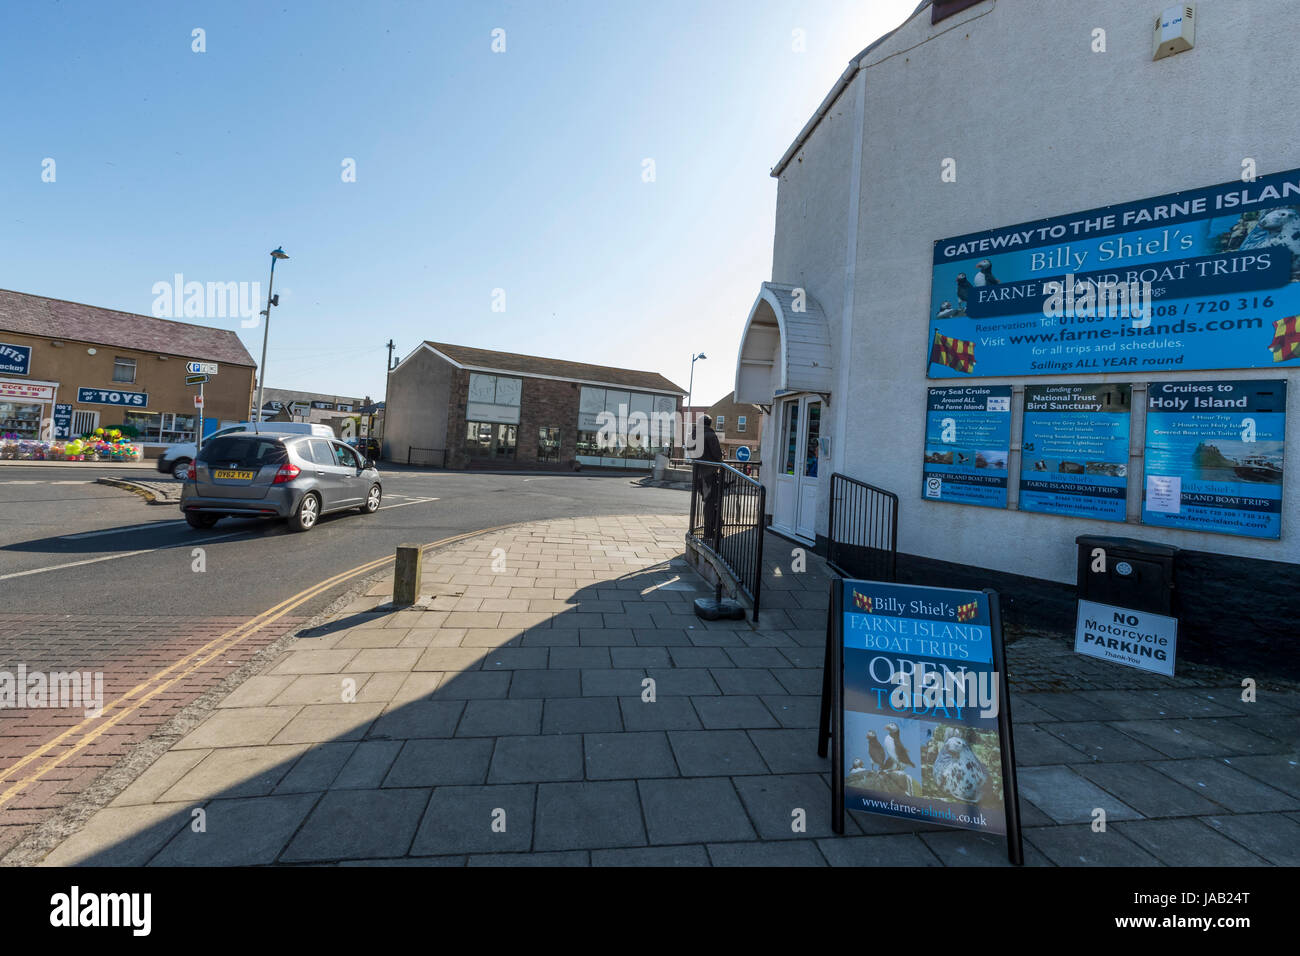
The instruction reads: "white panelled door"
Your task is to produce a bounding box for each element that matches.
[771,395,823,542]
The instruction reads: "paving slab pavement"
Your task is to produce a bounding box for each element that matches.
[11,514,1299,867]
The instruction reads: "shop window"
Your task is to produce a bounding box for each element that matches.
[737,415,747,433]
[161,413,196,443]
[576,429,603,460]
[467,373,522,425]
[495,424,517,459]
[465,421,516,460]
[538,427,561,463]
[0,401,44,439]
[624,429,652,464]
[113,357,137,384]
[122,410,162,442]
[575,387,675,468]
[466,421,493,457]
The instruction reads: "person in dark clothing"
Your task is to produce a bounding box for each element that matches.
[694,415,725,542]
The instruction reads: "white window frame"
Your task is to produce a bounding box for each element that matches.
[112,356,137,384]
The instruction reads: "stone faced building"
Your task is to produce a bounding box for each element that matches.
[385,342,685,470]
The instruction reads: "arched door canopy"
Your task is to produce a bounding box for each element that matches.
[734,282,834,405]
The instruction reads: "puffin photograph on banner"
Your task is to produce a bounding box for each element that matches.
[844,712,923,799]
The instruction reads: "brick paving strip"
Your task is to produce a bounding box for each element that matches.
[0,614,306,858]
[12,514,1300,867]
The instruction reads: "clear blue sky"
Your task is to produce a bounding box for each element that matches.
[1,0,920,406]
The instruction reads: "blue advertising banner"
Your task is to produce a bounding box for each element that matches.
[1142,380,1286,539]
[923,386,1011,508]
[928,167,1300,378]
[1020,383,1131,521]
[837,580,1015,838]
[52,403,73,440]
[0,342,32,376]
[76,387,148,408]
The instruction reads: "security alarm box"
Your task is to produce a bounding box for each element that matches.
[1154,4,1195,61]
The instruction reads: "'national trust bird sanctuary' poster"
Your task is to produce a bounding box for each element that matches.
[841,581,1009,836]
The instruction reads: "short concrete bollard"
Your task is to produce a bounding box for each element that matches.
[393,543,423,607]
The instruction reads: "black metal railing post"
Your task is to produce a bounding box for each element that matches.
[686,459,765,622]
[752,483,765,623]
[825,472,899,583]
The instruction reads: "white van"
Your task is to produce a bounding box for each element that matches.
[157,421,335,478]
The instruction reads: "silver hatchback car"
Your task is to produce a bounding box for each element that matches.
[180,431,382,532]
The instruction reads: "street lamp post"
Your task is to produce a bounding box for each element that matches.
[253,247,289,433]
[686,352,706,456]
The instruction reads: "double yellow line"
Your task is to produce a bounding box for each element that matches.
[0,525,506,811]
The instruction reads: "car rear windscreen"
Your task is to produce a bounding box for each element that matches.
[198,436,289,467]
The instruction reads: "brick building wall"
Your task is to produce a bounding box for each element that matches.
[444,368,470,469]
[706,391,763,456]
[386,343,685,471]
[446,371,581,470]
[515,377,580,469]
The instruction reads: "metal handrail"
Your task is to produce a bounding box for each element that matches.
[672,457,760,479]
[827,472,899,582]
[687,460,766,622]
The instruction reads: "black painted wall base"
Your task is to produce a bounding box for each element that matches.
[885,549,1296,681]
[801,523,1295,678]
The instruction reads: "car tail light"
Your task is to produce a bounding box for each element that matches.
[273,463,301,484]
[185,461,196,481]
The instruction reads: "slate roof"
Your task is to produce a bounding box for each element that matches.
[424,342,686,394]
[260,387,365,407]
[0,288,256,367]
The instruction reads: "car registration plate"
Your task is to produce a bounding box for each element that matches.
[213,469,255,480]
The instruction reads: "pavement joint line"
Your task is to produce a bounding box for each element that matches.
[378,496,439,510]
[0,521,522,811]
[62,520,186,539]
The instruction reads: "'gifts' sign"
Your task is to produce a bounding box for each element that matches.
[0,342,32,376]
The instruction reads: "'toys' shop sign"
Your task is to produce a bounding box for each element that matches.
[77,387,148,407]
